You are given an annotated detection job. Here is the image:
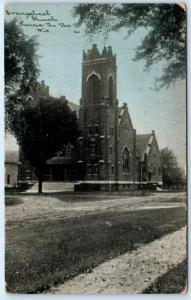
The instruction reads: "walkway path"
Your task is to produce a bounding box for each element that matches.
[25,181,75,193]
[47,226,186,294]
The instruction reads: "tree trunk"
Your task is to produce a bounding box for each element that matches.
[36,167,44,194]
[38,170,43,194]
[38,178,43,193]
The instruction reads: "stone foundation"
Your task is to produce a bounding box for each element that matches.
[74,181,162,192]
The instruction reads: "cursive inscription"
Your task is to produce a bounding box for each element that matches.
[6,9,80,34]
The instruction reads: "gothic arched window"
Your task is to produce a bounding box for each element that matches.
[108,76,114,106]
[88,74,101,104]
[153,165,156,175]
[122,147,130,173]
[159,166,161,176]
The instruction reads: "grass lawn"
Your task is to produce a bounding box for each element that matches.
[5,206,186,294]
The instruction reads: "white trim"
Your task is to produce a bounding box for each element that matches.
[108,74,115,81]
[149,181,163,185]
[121,145,131,156]
[83,58,107,64]
[26,95,33,102]
[5,160,19,164]
[99,160,104,163]
[76,180,162,185]
[86,70,101,82]
[145,135,153,155]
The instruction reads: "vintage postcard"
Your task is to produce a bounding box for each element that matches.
[4,1,187,294]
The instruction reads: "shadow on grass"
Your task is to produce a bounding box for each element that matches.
[54,191,155,202]
[143,259,187,294]
[5,196,23,206]
[5,207,186,294]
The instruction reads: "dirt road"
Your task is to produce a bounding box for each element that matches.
[6,192,186,226]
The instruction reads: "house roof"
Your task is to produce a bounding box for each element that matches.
[67,101,79,118]
[5,151,19,163]
[136,134,152,158]
[47,157,77,165]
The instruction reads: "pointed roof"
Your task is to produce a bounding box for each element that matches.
[136,134,153,159]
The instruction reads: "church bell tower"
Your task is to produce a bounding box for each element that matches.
[78,44,118,181]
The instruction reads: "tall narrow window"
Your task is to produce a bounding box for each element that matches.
[111,165,114,175]
[90,145,96,154]
[94,164,99,175]
[122,147,130,173]
[88,126,94,135]
[95,125,99,134]
[159,166,161,176]
[153,166,156,175]
[108,76,114,106]
[88,74,101,104]
[7,174,10,185]
[87,165,92,175]
[110,146,113,155]
[109,127,114,136]
[62,146,67,156]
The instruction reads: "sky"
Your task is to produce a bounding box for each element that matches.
[4,2,186,169]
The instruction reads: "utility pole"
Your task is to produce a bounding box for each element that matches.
[140,161,143,189]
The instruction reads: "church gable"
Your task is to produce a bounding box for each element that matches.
[118,103,134,131]
[148,133,160,158]
[118,103,135,154]
[136,132,162,184]
[147,133,161,176]
[117,103,136,181]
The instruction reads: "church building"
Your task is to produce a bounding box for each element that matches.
[19,44,162,190]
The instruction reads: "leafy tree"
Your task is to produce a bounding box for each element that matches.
[160,147,178,171]
[73,3,186,89]
[5,18,39,129]
[171,167,186,189]
[12,95,80,193]
[160,147,186,189]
